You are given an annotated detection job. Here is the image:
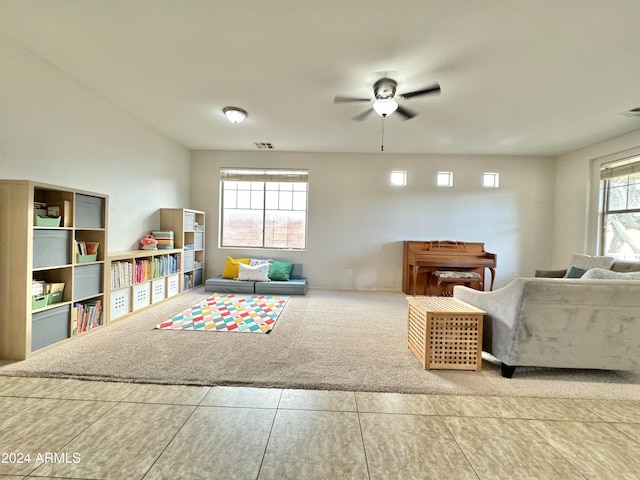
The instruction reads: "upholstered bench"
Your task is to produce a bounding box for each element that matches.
[432,270,482,295]
[205,263,308,295]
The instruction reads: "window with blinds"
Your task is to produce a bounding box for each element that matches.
[220,167,308,249]
[600,157,640,259]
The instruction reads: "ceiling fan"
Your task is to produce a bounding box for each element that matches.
[334,77,441,121]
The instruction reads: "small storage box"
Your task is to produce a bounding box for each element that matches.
[48,290,64,305]
[73,263,103,299]
[167,274,180,297]
[152,230,174,249]
[75,194,105,228]
[110,287,131,320]
[152,278,166,303]
[133,282,151,310]
[76,253,98,263]
[32,304,70,351]
[34,215,62,227]
[32,295,48,310]
[33,230,72,268]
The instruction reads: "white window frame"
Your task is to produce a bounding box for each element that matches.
[483,172,500,188]
[437,171,453,187]
[219,168,309,250]
[599,157,640,259]
[390,171,407,186]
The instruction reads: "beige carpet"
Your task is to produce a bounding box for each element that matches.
[2,288,640,400]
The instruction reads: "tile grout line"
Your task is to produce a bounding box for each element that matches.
[137,386,214,479]
[254,388,284,480]
[354,391,372,480]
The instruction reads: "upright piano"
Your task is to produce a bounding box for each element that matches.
[402,241,497,296]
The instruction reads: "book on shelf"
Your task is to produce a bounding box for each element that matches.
[73,299,103,335]
[111,261,133,290]
[110,254,180,290]
[76,240,99,256]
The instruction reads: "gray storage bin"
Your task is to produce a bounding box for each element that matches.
[194,232,204,250]
[73,263,103,299]
[75,194,105,228]
[32,304,70,351]
[194,268,203,287]
[184,211,195,231]
[33,230,71,268]
[183,250,194,271]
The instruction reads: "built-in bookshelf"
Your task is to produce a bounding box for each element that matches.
[160,208,205,291]
[108,249,182,321]
[0,180,108,361]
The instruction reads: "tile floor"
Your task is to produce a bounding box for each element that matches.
[1,376,640,479]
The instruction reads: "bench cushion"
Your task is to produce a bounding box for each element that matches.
[205,263,307,295]
[205,276,255,294]
[255,278,308,295]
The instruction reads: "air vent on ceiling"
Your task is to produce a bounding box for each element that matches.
[616,107,640,118]
[254,142,274,149]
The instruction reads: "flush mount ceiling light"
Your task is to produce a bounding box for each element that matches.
[223,106,248,123]
[372,98,398,117]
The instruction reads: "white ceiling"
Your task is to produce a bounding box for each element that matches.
[2,0,640,156]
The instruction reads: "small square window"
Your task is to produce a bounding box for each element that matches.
[483,172,500,188]
[437,171,453,187]
[390,171,407,186]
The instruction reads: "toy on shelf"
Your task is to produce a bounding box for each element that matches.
[140,235,158,250]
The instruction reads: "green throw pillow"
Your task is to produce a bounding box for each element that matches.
[269,261,294,281]
[566,266,587,278]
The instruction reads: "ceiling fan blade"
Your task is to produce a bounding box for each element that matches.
[395,105,418,120]
[399,82,441,100]
[353,109,374,121]
[334,95,371,104]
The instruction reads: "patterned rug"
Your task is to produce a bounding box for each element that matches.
[156,293,289,333]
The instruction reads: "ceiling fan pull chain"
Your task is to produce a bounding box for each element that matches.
[381,117,385,152]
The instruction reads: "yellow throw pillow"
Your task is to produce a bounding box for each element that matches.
[221,257,250,279]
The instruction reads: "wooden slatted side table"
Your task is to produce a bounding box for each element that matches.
[406,296,485,371]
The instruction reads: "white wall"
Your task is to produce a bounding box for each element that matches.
[0,39,191,251]
[192,150,556,291]
[553,129,640,267]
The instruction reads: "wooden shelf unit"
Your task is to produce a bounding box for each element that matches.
[0,180,108,360]
[160,208,205,291]
[108,248,182,321]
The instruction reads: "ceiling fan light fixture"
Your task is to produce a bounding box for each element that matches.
[372,99,398,117]
[223,106,248,123]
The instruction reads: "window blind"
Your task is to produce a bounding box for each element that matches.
[600,157,640,179]
[220,167,308,183]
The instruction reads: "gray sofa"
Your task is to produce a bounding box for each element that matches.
[205,263,307,295]
[535,259,640,277]
[453,258,640,377]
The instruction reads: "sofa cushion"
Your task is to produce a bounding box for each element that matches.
[582,268,640,280]
[205,276,255,294]
[612,261,640,273]
[255,278,308,295]
[221,257,250,279]
[269,260,294,281]
[237,263,270,282]
[566,254,614,276]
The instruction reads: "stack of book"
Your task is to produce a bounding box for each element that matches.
[111,261,133,289]
[152,254,180,278]
[72,299,102,335]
